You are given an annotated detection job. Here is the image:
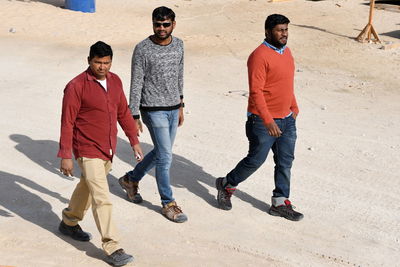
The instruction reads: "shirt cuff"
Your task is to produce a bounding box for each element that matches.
[57,149,72,159]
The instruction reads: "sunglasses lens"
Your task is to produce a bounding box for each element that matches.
[153,22,171,28]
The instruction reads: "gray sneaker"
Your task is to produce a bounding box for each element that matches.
[104,249,134,266]
[161,201,188,223]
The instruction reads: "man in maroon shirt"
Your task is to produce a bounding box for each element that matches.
[57,41,143,266]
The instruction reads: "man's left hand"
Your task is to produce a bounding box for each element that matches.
[178,107,184,127]
[133,143,144,162]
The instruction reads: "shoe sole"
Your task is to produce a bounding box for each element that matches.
[268,208,304,221]
[161,211,188,223]
[215,178,232,211]
[118,177,143,204]
[104,255,134,266]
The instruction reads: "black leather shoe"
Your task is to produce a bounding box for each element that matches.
[59,221,92,241]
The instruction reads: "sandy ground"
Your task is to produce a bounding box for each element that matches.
[1,0,400,266]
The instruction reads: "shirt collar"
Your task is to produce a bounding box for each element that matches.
[263,40,286,55]
[86,67,111,81]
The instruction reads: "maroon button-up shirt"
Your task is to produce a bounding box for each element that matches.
[57,68,139,161]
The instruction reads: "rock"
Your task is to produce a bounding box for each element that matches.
[308,147,314,151]
[321,105,327,110]
[9,28,16,33]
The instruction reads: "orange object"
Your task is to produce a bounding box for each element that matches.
[247,44,298,124]
[357,0,381,43]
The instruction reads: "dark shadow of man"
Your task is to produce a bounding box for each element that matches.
[0,171,104,260]
[10,134,77,181]
[115,137,270,212]
[9,134,159,213]
[16,0,64,7]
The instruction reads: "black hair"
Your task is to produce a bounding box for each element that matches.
[152,6,175,21]
[265,14,290,31]
[89,41,113,60]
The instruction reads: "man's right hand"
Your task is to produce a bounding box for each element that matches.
[60,158,74,177]
[266,121,282,137]
[135,119,143,136]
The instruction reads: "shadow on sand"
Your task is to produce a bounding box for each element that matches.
[115,137,270,212]
[380,30,400,39]
[0,170,104,261]
[10,134,77,181]
[17,0,65,8]
[292,24,355,39]
[8,133,269,218]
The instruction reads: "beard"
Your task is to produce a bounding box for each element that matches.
[155,30,171,40]
[270,37,287,49]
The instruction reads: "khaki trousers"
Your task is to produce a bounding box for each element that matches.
[62,157,120,255]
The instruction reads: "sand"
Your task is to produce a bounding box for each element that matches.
[0,0,399,266]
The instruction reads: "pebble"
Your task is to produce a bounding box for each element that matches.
[308,147,314,151]
[321,105,327,110]
[9,28,16,33]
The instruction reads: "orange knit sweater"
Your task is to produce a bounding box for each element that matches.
[247,44,299,124]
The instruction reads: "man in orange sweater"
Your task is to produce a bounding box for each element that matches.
[216,14,303,221]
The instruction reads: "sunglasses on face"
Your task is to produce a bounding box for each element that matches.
[153,22,172,28]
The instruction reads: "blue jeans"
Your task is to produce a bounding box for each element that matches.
[126,109,179,205]
[226,114,297,199]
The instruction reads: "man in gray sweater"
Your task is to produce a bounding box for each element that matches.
[119,6,187,223]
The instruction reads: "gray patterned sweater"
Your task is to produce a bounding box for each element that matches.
[129,36,184,118]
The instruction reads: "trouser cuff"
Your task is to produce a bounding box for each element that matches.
[224,176,237,188]
[62,208,79,226]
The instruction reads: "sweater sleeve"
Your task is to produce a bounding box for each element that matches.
[290,94,299,115]
[117,79,139,147]
[247,51,274,124]
[178,41,184,98]
[57,82,81,159]
[129,45,145,118]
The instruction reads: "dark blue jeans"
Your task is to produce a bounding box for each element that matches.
[226,114,297,199]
